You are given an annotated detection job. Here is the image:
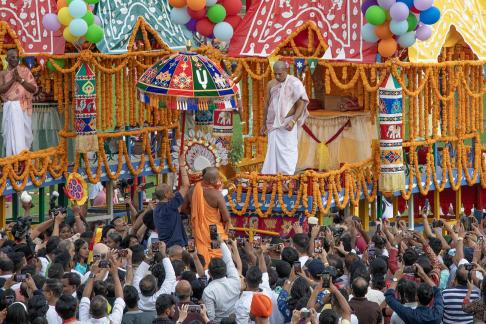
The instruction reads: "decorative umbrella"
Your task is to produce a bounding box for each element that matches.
[136,51,239,180]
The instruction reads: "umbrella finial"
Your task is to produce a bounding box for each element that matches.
[186,40,192,51]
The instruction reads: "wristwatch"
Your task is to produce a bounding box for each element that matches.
[392,277,398,282]
[20,78,25,84]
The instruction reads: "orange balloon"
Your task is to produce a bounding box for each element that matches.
[57,0,67,8]
[169,0,187,8]
[187,0,206,11]
[375,21,393,40]
[378,38,397,58]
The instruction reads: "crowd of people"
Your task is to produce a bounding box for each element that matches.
[4,156,486,324]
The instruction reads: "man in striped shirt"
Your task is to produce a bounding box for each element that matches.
[442,265,480,324]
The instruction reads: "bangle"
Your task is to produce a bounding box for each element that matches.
[457,237,464,241]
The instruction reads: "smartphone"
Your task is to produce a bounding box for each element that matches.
[314,238,323,254]
[236,237,245,247]
[151,237,160,252]
[368,242,376,262]
[99,260,110,268]
[210,240,220,249]
[15,274,26,282]
[209,225,218,241]
[479,236,484,246]
[403,265,416,274]
[321,273,331,289]
[187,305,201,313]
[4,295,14,306]
[117,249,128,257]
[293,261,302,273]
[187,239,195,253]
[253,235,262,248]
[376,223,381,233]
[465,264,474,271]
[228,229,236,240]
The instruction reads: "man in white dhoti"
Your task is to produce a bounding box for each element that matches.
[260,61,309,175]
[0,48,38,156]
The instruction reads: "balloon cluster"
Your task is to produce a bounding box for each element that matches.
[42,0,104,45]
[169,0,243,42]
[361,0,441,57]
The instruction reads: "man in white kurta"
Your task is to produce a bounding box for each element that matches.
[260,61,309,175]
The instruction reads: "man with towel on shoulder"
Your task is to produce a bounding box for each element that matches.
[0,48,37,156]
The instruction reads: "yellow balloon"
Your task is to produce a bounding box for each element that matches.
[63,27,79,43]
[58,7,73,26]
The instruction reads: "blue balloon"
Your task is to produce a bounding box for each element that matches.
[397,0,413,8]
[362,23,378,43]
[68,0,87,19]
[398,31,416,47]
[170,7,191,25]
[69,18,88,37]
[420,6,441,25]
[213,22,234,41]
[390,20,409,36]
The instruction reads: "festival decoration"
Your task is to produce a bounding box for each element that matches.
[361,0,441,57]
[378,74,404,193]
[65,173,88,206]
[74,63,98,153]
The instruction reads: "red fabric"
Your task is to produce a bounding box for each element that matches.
[228,0,377,62]
[0,0,65,54]
[388,247,398,275]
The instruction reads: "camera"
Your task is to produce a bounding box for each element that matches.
[404,265,417,274]
[321,266,338,280]
[12,216,32,240]
[464,264,474,271]
[116,178,134,192]
[99,260,110,268]
[117,249,128,257]
[15,274,26,282]
[431,219,444,228]
[48,191,66,219]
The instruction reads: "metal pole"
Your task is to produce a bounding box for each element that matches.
[39,187,45,223]
[408,194,414,230]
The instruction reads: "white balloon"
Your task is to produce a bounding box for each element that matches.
[170,7,191,25]
[213,21,234,41]
[206,0,218,6]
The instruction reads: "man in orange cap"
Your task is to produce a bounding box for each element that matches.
[250,293,272,324]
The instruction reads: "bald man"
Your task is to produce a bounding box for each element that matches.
[152,154,189,248]
[260,61,309,175]
[173,280,211,323]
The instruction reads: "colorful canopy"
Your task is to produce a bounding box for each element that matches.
[137,52,239,111]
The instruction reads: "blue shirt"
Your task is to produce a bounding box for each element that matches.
[385,287,444,324]
[153,192,188,248]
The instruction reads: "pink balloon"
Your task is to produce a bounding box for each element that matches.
[415,24,432,40]
[42,13,61,32]
[390,2,409,21]
[94,15,102,25]
[413,0,433,11]
[377,0,396,10]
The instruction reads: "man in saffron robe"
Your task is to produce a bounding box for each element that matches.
[260,61,309,175]
[186,167,231,266]
[0,48,38,156]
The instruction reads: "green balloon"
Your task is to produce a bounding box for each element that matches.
[85,24,103,43]
[67,0,73,4]
[207,4,226,23]
[407,14,417,32]
[82,11,94,25]
[365,5,386,26]
[46,59,65,72]
[84,0,100,4]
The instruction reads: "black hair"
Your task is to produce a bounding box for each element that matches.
[190,278,205,302]
[417,283,434,305]
[0,259,14,273]
[73,239,88,264]
[55,294,78,320]
[101,224,115,240]
[287,277,311,313]
[130,244,146,265]
[54,249,72,272]
[93,280,107,297]
[7,252,25,272]
[62,272,81,288]
[27,295,49,322]
[139,275,157,297]
[155,294,176,316]
[180,271,197,283]
[46,237,61,255]
[281,247,299,265]
[107,232,122,248]
[397,279,417,304]
[292,234,310,254]
[150,263,166,289]
[171,259,186,278]
[352,276,369,298]
[428,237,442,255]
[123,285,140,309]
[349,260,370,283]
[319,309,339,324]
[403,248,419,266]
[208,258,227,280]
[245,266,262,289]
[45,278,64,298]
[327,254,345,277]
[6,303,29,324]
[416,255,432,275]
[456,266,469,286]
[47,263,64,279]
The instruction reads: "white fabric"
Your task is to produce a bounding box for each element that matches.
[299,255,310,266]
[79,297,126,324]
[315,313,359,324]
[261,125,298,175]
[235,273,273,324]
[46,305,62,324]
[89,182,104,200]
[1,101,32,156]
[269,290,285,324]
[390,302,418,324]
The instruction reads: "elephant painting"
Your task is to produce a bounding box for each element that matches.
[386,125,401,139]
[217,111,232,126]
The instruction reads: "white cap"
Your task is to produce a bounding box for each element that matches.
[20,191,32,203]
[308,217,319,225]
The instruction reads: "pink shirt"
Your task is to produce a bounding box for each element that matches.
[1,66,37,116]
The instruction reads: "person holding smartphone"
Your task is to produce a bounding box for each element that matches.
[152,153,190,248]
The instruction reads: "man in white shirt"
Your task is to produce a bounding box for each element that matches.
[42,278,63,324]
[79,258,126,324]
[292,233,311,266]
[132,241,176,311]
[202,239,241,322]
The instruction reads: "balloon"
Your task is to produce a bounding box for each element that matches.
[397,0,413,8]
[361,0,378,14]
[207,4,226,23]
[188,7,206,20]
[85,24,103,43]
[46,59,65,72]
[390,19,409,35]
[68,0,87,19]
[170,7,191,25]
[377,0,396,10]
[410,5,420,13]
[186,18,198,32]
[213,21,233,41]
[222,0,242,16]
[365,6,386,25]
[82,11,94,26]
[94,15,102,26]
[361,23,379,42]
[169,0,187,8]
[378,38,397,57]
[63,27,79,43]
[375,21,393,39]
[397,31,416,47]
[415,23,432,40]
[224,15,242,30]
[413,0,433,11]
[57,0,68,8]
[206,0,218,5]
[420,6,440,25]
[58,7,74,26]
[390,2,409,21]
[69,18,88,37]
[187,0,206,11]
[85,0,100,4]
[406,14,417,31]
[42,13,61,32]
[196,18,215,37]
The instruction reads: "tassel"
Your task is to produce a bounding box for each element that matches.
[315,142,330,171]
